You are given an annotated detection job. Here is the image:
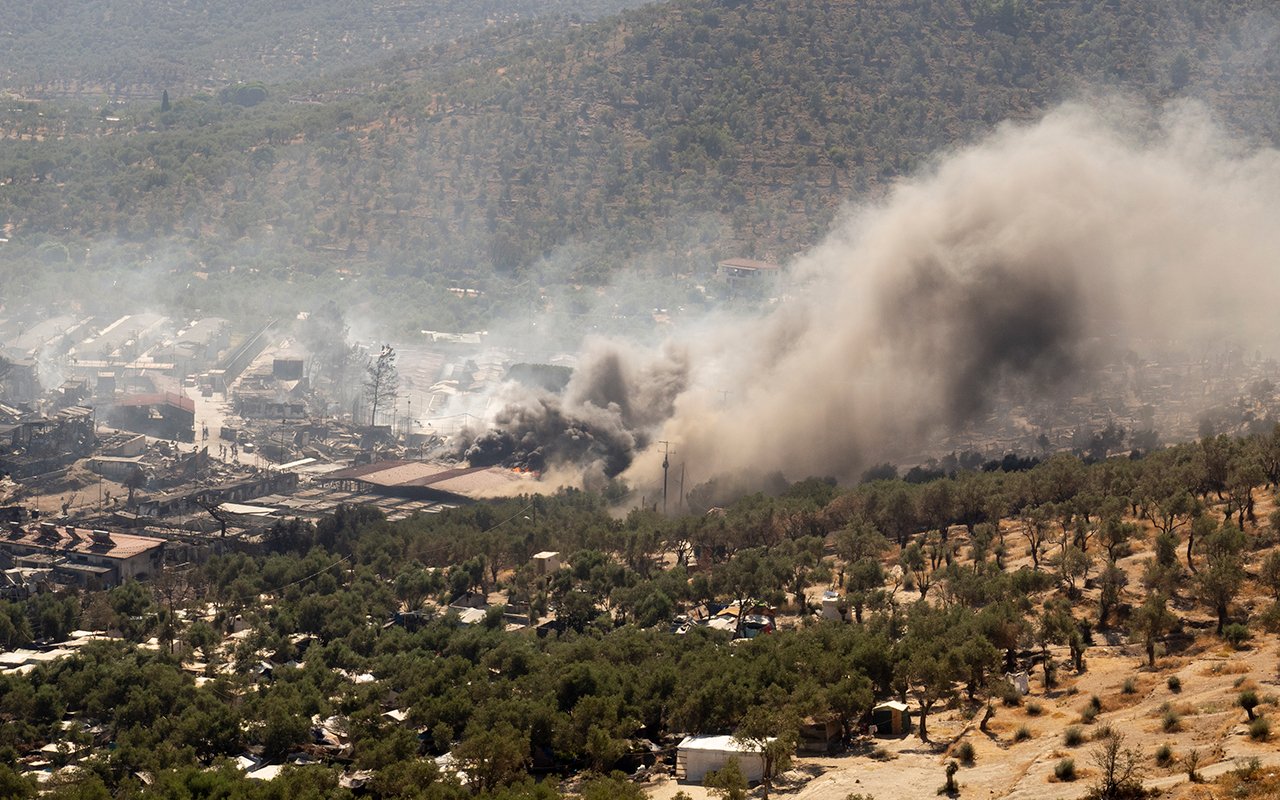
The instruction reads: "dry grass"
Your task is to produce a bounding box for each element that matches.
[1199,660,1251,677]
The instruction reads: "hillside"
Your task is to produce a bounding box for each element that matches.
[2,0,1280,328]
[0,0,650,95]
[5,436,1280,798]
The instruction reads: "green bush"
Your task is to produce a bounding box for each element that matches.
[1000,684,1023,707]
[1121,677,1137,694]
[1223,623,1251,648]
[1167,676,1181,693]
[1232,757,1261,781]
[1155,743,1173,766]
[1239,690,1260,720]
[1014,725,1032,742]
[1248,717,1270,741]
[1054,758,1076,781]
[1080,705,1098,724]
[1064,726,1084,746]
[955,740,975,764]
[1026,700,1043,716]
[1257,602,1280,633]
[1162,709,1182,732]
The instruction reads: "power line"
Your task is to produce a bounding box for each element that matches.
[271,552,353,592]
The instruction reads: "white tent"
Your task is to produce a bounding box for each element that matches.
[676,735,768,783]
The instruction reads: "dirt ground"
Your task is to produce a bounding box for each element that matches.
[643,635,1280,799]
[646,492,1280,800]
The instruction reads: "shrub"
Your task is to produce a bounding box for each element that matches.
[1014,725,1032,742]
[1184,748,1201,782]
[1080,705,1098,724]
[1064,726,1085,746]
[705,757,747,799]
[937,760,959,795]
[955,740,975,764]
[1167,676,1181,693]
[1162,709,1182,732]
[1248,717,1270,741]
[1223,623,1251,648]
[1155,744,1173,766]
[999,683,1023,707]
[1087,695,1102,713]
[1093,723,1115,741]
[1232,757,1262,781]
[1258,602,1280,633]
[1054,758,1076,781]
[1239,690,1260,721]
[1026,701,1043,716]
[1121,677,1137,694]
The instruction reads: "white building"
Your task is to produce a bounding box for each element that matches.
[532,551,561,575]
[675,734,768,784]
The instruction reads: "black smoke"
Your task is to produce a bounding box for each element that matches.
[456,341,688,481]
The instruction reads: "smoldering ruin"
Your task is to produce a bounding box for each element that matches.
[456,343,690,483]
[454,99,1280,495]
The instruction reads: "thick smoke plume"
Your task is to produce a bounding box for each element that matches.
[458,340,688,484]
[466,99,1280,493]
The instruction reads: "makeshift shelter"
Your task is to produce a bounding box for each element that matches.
[1004,670,1030,696]
[871,701,910,735]
[675,735,767,783]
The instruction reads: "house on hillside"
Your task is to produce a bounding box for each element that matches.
[716,257,782,296]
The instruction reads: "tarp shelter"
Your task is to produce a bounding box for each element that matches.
[1004,670,1030,696]
[871,701,911,735]
[676,735,768,784]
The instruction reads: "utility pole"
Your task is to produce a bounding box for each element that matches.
[659,441,675,515]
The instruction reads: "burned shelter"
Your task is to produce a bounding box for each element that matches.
[0,522,164,588]
[107,392,195,442]
[0,406,96,478]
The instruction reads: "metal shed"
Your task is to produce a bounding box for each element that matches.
[871,700,911,735]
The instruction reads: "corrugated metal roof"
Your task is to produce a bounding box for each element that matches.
[322,461,526,496]
[677,735,768,752]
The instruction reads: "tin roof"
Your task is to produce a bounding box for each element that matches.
[323,460,526,496]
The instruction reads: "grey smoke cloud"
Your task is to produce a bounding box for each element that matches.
[457,338,688,485]
[466,98,1280,493]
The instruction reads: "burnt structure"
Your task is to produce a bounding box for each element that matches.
[0,406,96,478]
[0,522,164,588]
[107,392,195,442]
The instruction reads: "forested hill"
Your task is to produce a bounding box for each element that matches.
[2,0,1279,325]
[0,0,648,94]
